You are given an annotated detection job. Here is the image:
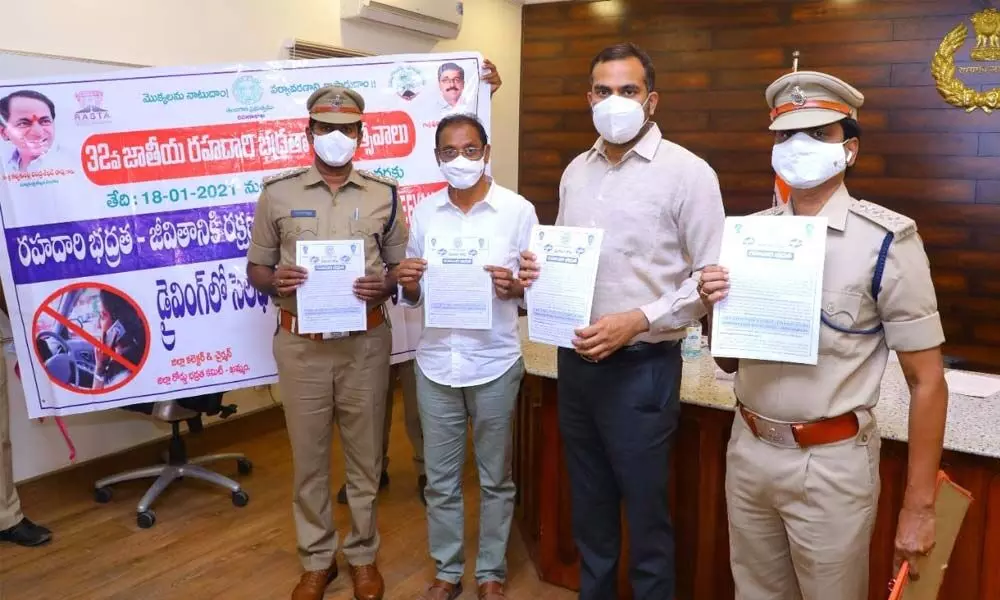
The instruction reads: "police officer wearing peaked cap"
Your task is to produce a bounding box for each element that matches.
[699,69,949,600]
[246,84,406,600]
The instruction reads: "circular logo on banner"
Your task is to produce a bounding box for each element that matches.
[390,65,426,101]
[32,282,151,395]
[232,75,264,106]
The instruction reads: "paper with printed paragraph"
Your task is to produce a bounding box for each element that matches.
[526,225,603,349]
[710,216,827,365]
[295,240,366,334]
[423,234,493,330]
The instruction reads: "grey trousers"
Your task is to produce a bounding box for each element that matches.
[415,359,524,584]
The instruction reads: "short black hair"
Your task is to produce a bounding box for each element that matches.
[438,62,465,81]
[841,117,862,141]
[435,113,488,148]
[0,90,56,124]
[590,42,656,93]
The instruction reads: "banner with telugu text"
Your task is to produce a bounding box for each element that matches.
[0,51,490,418]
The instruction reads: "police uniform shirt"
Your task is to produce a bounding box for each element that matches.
[247,166,408,314]
[734,184,945,422]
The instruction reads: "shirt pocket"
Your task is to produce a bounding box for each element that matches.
[819,289,863,357]
[279,216,320,242]
[349,217,384,262]
[349,217,383,241]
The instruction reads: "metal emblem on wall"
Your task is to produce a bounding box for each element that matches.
[932,7,1000,112]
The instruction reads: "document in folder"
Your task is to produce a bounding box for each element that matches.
[888,471,972,600]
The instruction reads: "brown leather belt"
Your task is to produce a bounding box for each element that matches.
[278,307,385,342]
[738,402,860,449]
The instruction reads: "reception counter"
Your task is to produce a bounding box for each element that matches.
[510,320,1000,600]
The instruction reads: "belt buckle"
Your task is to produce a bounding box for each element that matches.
[321,331,349,340]
[746,412,799,449]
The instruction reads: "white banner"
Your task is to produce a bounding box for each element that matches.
[0,51,489,418]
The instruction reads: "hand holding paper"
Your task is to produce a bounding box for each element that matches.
[709,216,827,365]
[295,240,367,334]
[524,225,604,349]
[423,234,493,330]
[485,265,520,300]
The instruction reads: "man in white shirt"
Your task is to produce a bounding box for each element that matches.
[520,43,725,600]
[397,113,538,600]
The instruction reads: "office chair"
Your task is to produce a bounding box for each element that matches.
[93,393,252,529]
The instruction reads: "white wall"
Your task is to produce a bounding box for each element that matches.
[2,0,523,482]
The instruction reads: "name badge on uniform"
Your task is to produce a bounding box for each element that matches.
[290,209,317,217]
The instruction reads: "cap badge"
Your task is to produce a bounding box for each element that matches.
[331,94,344,109]
[790,86,807,106]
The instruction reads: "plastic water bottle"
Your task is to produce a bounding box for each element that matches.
[681,321,702,362]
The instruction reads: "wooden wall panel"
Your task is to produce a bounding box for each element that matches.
[520,0,1000,372]
[514,374,1000,600]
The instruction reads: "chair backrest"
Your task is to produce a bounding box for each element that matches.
[121,393,233,424]
[177,392,229,416]
[151,400,200,422]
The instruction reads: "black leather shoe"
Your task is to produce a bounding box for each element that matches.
[418,474,427,506]
[337,471,389,505]
[0,518,52,547]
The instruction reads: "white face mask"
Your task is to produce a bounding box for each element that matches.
[313,130,357,167]
[440,156,485,190]
[771,132,852,190]
[592,95,649,145]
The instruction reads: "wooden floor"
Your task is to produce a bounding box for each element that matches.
[0,392,576,600]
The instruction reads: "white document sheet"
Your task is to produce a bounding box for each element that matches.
[945,371,1000,398]
[710,216,827,365]
[295,240,367,334]
[423,234,493,330]
[525,225,604,348]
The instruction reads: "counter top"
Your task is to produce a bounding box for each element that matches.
[519,318,1000,460]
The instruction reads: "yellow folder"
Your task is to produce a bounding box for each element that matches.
[888,471,973,600]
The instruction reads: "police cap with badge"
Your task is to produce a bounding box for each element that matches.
[306,86,366,124]
[765,69,865,132]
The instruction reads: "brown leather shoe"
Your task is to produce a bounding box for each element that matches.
[350,563,385,600]
[291,562,338,600]
[478,581,506,599]
[418,579,463,600]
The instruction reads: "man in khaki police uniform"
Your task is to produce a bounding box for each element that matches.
[699,70,949,599]
[247,86,405,600]
[0,285,52,548]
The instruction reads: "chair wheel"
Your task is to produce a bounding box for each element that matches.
[237,458,253,475]
[94,487,112,504]
[137,510,156,529]
[232,490,250,507]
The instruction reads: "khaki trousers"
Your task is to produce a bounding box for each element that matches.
[726,413,881,600]
[381,360,423,476]
[1,339,23,531]
[274,324,391,571]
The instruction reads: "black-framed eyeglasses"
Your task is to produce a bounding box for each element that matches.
[437,147,484,162]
